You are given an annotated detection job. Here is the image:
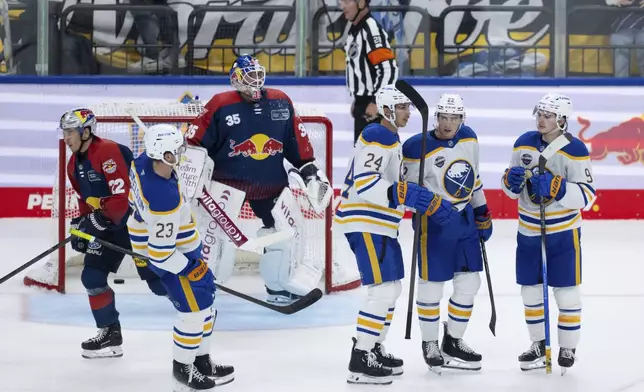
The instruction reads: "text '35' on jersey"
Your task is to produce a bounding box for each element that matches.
[186,89,315,200]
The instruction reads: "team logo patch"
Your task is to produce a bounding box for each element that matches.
[443,159,475,199]
[435,156,446,168]
[348,41,359,58]
[88,241,101,250]
[271,108,290,121]
[521,153,533,166]
[228,134,283,160]
[102,159,117,174]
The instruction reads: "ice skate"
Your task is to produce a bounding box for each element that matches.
[440,321,482,371]
[194,354,235,385]
[372,342,403,375]
[518,340,546,371]
[347,338,393,385]
[81,322,123,359]
[422,340,444,374]
[558,348,576,375]
[173,360,216,391]
[265,286,301,305]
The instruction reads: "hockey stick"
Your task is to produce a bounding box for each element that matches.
[532,132,573,374]
[128,110,294,252]
[0,236,73,285]
[69,229,322,315]
[395,80,429,340]
[480,238,496,336]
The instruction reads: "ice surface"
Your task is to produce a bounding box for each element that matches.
[1,218,643,392]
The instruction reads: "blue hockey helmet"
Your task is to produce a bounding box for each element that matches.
[229,54,266,101]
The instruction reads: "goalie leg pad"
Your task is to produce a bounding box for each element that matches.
[553,286,581,349]
[355,281,402,351]
[173,308,211,364]
[521,284,546,342]
[258,227,315,297]
[416,279,445,342]
[447,272,481,339]
[81,266,119,328]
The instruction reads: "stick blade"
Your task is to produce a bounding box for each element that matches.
[276,288,323,315]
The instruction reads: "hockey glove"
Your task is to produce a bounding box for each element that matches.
[474,205,493,242]
[530,172,566,201]
[77,211,110,237]
[70,216,88,253]
[179,259,215,293]
[390,181,432,214]
[425,194,455,226]
[289,162,333,214]
[503,166,527,194]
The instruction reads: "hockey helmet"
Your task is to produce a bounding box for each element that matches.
[59,108,97,135]
[144,124,186,167]
[533,93,572,130]
[230,54,266,101]
[376,84,411,127]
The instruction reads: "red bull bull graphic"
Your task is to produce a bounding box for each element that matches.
[577,116,644,165]
[228,134,284,160]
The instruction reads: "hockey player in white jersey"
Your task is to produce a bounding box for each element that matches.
[402,94,493,373]
[127,124,234,391]
[334,85,434,385]
[501,93,595,373]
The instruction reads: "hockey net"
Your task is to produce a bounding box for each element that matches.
[22,101,360,295]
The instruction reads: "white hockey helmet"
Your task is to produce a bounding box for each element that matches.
[376,84,411,127]
[533,93,572,130]
[144,124,186,167]
[435,93,466,119]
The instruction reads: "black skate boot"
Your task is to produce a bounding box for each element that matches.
[81,322,123,359]
[173,360,216,391]
[518,340,546,371]
[194,354,235,386]
[558,348,576,375]
[440,321,482,371]
[372,342,404,375]
[347,338,393,385]
[422,340,444,374]
[265,286,301,305]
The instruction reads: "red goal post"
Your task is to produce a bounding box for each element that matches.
[23,101,361,295]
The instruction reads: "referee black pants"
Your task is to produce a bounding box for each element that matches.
[352,95,379,143]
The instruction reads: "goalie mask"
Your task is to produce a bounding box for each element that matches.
[230,54,266,102]
[144,124,187,167]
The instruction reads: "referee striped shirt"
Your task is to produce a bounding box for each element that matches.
[344,13,399,98]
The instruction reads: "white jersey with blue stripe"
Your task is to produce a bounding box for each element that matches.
[401,125,487,212]
[127,154,201,275]
[333,123,405,238]
[501,131,596,236]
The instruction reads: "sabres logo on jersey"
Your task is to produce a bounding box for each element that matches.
[443,160,475,200]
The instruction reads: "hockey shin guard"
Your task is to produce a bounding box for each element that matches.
[173,309,210,364]
[356,282,401,351]
[82,267,119,328]
[447,272,481,339]
[197,308,217,356]
[522,284,546,341]
[553,287,581,349]
[416,279,444,341]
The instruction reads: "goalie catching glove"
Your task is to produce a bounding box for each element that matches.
[288,162,332,214]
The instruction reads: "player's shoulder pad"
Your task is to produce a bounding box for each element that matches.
[94,137,129,173]
[559,136,590,159]
[265,88,290,101]
[402,132,444,160]
[455,125,478,142]
[359,123,399,149]
[132,155,181,214]
[513,130,540,149]
[206,90,244,112]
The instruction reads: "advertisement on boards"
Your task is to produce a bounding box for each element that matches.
[0,83,642,218]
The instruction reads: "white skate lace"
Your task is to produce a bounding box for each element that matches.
[530,341,543,356]
[424,341,441,358]
[456,339,476,355]
[376,344,394,359]
[88,328,108,343]
[365,352,383,369]
[561,349,575,360]
[187,364,207,383]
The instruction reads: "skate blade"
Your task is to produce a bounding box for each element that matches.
[427,365,442,375]
[442,354,481,371]
[81,345,123,359]
[520,358,546,372]
[387,366,403,376]
[347,372,393,385]
[173,379,216,392]
[212,373,235,386]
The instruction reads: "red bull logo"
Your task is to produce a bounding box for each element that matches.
[577,116,644,165]
[228,133,283,160]
[73,108,94,123]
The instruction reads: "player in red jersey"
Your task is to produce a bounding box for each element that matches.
[184,55,332,304]
[61,108,166,359]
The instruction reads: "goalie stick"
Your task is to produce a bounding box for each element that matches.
[127,110,294,252]
[0,236,73,286]
[525,132,573,375]
[395,80,430,340]
[69,229,323,315]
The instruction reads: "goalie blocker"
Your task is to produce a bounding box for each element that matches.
[179,145,333,304]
